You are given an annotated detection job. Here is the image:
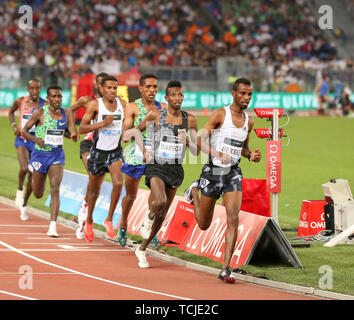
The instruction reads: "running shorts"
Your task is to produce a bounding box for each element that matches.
[198,163,243,199]
[29,148,65,173]
[145,163,184,189]
[87,147,124,176]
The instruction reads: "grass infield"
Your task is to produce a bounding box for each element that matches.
[0,114,353,296]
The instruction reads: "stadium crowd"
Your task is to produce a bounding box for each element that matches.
[0,0,353,90]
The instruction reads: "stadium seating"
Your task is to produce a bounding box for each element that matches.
[0,0,353,91]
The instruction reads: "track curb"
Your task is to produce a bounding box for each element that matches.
[1,196,353,301]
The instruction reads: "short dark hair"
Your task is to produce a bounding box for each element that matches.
[139,73,158,86]
[165,80,182,95]
[96,72,109,82]
[28,79,41,86]
[101,75,118,87]
[232,78,251,91]
[47,85,62,95]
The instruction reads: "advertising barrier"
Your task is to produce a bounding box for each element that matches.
[0,89,71,108]
[297,200,327,237]
[49,170,302,269]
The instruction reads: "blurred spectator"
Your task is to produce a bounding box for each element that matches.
[0,0,352,91]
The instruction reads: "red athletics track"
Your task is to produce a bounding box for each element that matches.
[0,202,321,301]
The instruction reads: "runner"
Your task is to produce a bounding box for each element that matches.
[118,73,167,247]
[131,80,198,268]
[21,85,77,237]
[184,78,261,283]
[8,79,46,221]
[79,75,127,242]
[67,72,108,239]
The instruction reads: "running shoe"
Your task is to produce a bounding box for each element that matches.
[141,211,154,239]
[150,235,160,247]
[47,221,59,238]
[117,227,127,247]
[104,219,116,239]
[184,180,199,204]
[78,202,88,226]
[20,206,29,221]
[84,222,94,242]
[135,248,150,268]
[15,189,24,208]
[76,220,85,240]
[218,266,235,284]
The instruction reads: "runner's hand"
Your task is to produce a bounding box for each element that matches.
[36,138,45,148]
[103,115,114,125]
[250,149,261,162]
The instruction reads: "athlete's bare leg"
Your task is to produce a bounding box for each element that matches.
[120,174,140,229]
[222,191,242,269]
[105,160,124,222]
[47,164,64,221]
[139,177,177,251]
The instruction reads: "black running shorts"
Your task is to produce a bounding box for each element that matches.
[80,139,93,158]
[198,164,243,199]
[87,147,124,176]
[145,163,184,189]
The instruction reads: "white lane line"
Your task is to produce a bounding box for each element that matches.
[0,249,130,252]
[0,225,48,227]
[27,237,73,240]
[0,272,75,275]
[0,233,73,235]
[20,243,105,246]
[0,290,37,300]
[0,240,191,300]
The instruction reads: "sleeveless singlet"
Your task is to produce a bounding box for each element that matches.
[92,97,124,151]
[19,96,45,136]
[35,105,68,152]
[210,106,249,167]
[152,109,188,165]
[126,98,162,165]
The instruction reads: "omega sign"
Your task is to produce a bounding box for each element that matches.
[266,141,281,193]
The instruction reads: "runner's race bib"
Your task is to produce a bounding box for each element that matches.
[158,135,183,159]
[219,137,244,164]
[45,129,64,147]
[22,114,35,132]
[102,114,122,135]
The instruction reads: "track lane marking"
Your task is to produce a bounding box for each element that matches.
[0,240,192,300]
[0,290,37,300]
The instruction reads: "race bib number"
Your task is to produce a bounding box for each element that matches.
[22,114,35,132]
[44,129,64,147]
[158,135,183,159]
[220,137,243,163]
[102,114,122,135]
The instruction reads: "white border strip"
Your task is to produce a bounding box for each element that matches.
[0,290,37,300]
[0,240,191,300]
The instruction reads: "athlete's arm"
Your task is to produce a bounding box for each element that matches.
[199,108,232,164]
[241,117,261,162]
[21,108,45,148]
[122,102,137,132]
[79,100,113,134]
[119,97,128,109]
[8,97,23,137]
[64,109,77,141]
[68,96,92,136]
[186,113,199,156]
